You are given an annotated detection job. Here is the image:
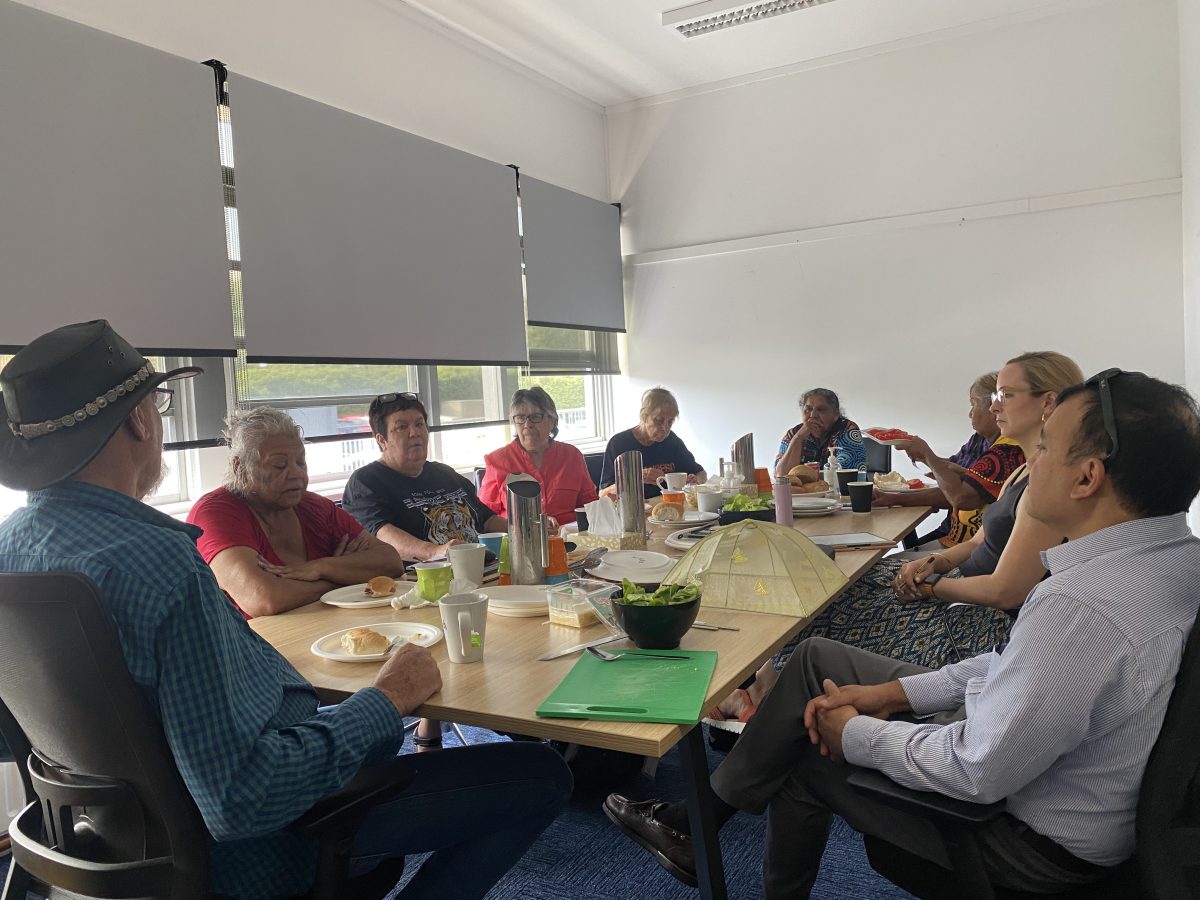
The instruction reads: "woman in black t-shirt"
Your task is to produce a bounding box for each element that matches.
[599,387,707,500]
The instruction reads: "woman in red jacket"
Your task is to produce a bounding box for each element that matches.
[479,386,597,525]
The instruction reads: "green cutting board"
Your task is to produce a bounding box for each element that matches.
[536,650,718,725]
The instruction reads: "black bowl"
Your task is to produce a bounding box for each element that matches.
[717,506,775,526]
[611,596,700,650]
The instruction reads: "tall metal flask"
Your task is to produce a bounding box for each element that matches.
[730,433,756,489]
[506,477,547,585]
[615,450,646,534]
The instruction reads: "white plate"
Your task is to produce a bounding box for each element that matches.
[310,622,443,662]
[647,510,719,528]
[601,550,674,570]
[792,497,840,510]
[876,482,928,493]
[319,583,399,609]
[864,431,915,446]
[484,584,550,618]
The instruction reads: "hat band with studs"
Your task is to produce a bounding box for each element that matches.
[7,363,156,440]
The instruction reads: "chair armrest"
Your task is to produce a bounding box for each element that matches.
[847,767,1007,825]
[294,759,416,836]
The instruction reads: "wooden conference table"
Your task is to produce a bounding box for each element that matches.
[251,504,929,900]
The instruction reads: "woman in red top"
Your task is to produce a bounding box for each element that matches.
[479,387,598,525]
[188,407,404,617]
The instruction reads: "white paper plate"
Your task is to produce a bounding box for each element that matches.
[586,562,675,585]
[648,510,718,528]
[864,430,915,446]
[484,584,550,618]
[792,497,840,510]
[319,583,399,609]
[600,550,674,570]
[310,622,443,662]
[791,506,839,518]
[876,482,928,493]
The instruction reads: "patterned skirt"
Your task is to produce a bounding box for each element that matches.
[774,557,1013,671]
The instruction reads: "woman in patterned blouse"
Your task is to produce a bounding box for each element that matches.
[774,387,866,476]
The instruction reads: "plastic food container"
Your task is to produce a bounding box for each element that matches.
[545,579,621,630]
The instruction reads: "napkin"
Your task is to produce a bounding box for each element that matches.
[583,496,621,535]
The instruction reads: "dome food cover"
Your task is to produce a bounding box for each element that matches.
[660,521,847,617]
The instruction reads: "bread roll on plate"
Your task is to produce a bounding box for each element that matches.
[651,501,685,521]
[340,627,392,655]
[787,464,819,484]
[364,575,397,598]
[793,480,831,495]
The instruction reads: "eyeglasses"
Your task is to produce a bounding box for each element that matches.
[1085,368,1124,461]
[153,388,173,414]
[990,388,1048,405]
[512,413,547,425]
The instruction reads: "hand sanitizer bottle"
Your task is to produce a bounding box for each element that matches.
[823,449,838,495]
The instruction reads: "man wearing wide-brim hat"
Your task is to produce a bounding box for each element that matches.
[0,320,571,899]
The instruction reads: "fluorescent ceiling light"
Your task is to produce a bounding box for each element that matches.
[662,0,837,38]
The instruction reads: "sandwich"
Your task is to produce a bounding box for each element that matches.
[340,627,393,655]
[364,575,397,598]
[793,479,831,495]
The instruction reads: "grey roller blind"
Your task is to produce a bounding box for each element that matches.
[227,73,527,365]
[0,2,233,355]
[520,175,626,333]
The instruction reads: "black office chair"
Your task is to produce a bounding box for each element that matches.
[847,616,1200,899]
[583,452,605,491]
[0,571,414,900]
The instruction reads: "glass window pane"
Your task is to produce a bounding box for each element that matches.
[306,435,378,482]
[435,365,486,424]
[527,325,591,353]
[438,423,509,471]
[239,363,414,402]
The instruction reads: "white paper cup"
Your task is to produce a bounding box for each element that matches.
[448,542,486,586]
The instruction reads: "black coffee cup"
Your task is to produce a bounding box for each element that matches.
[836,469,860,496]
[848,482,874,513]
[575,508,589,532]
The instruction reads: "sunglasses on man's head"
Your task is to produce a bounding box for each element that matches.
[1084,368,1124,461]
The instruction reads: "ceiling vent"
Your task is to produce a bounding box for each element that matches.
[662,0,837,38]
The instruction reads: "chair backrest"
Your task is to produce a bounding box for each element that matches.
[0,571,210,897]
[864,440,892,474]
[583,452,605,490]
[473,466,487,491]
[1136,615,1200,896]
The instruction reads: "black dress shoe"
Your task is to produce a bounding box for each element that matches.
[603,794,698,887]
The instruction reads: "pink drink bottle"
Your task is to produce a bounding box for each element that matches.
[773,476,793,527]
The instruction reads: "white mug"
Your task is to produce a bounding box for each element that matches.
[438,592,489,663]
[656,472,689,492]
[696,487,724,513]
[447,542,486,586]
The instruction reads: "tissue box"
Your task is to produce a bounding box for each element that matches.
[574,530,647,551]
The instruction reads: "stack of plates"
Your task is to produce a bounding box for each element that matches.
[791,497,840,518]
[585,550,676,585]
[485,584,550,618]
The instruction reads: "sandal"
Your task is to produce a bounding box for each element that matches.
[703,689,758,734]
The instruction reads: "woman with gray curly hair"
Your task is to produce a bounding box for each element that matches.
[774,387,866,478]
[479,386,598,524]
[187,406,403,617]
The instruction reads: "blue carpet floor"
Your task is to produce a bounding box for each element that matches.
[0,725,916,899]
[388,723,916,900]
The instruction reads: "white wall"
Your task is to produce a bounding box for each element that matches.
[608,0,1182,474]
[1182,0,1200,529]
[12,0,609,200]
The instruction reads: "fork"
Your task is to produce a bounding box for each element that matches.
[586,646,689,662]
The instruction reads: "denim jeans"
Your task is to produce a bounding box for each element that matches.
[348,740,572,899]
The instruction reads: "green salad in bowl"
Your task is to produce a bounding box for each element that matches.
[612,579,701,649]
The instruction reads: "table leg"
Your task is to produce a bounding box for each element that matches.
[679,725,727,900]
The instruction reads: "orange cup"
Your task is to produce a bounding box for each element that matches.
[754,467,772,493]
[660,490,686,508]
[544,535,569,579]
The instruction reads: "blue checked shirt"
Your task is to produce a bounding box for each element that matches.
[842,513,1200,865]
[0,482,404,898]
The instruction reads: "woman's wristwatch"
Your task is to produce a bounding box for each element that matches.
[920,572,943,599]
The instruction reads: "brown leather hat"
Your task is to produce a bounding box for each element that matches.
[0,320,202,490]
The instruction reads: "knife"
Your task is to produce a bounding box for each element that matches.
[538,633,626,660]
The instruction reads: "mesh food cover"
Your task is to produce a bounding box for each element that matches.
[660,520,847,617]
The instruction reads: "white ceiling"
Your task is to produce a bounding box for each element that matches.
[398,0,1087,107]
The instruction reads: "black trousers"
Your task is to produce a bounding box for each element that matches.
[710,637,1109,899]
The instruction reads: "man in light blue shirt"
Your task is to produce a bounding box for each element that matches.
[0,321,571,899]
[607,370,1200,897]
